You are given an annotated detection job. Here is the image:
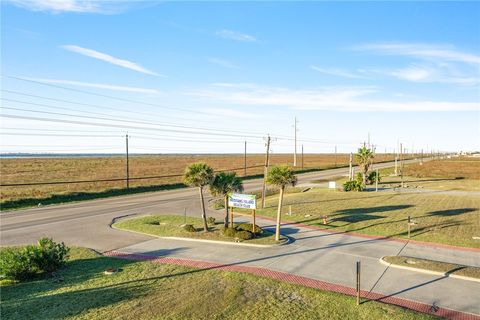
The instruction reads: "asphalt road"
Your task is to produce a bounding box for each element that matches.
[1,158,479,316]
[0,160,415,251]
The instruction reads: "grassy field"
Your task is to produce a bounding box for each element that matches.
[377,157,480,191]
[257,188,480,248]
[113,215,287,245]
[0,153,396,210]
[0,247,435,320]
[383,256,480,279]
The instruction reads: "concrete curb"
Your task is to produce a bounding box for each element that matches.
[379,257,480,283]
[111,223,290,248]
[103,251,480,320]
[159,236,290,248]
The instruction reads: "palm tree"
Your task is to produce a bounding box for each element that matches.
[210,172,244,228]
[266,165,297,241]
[355,146,374,187]
[183,162,214,232]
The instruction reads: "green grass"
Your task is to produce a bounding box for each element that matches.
[257,188,480,248]
[383,256,480,279]
[0,247,436,320]
[113,215,287,245]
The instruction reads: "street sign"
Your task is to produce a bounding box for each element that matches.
[228,193,256,209]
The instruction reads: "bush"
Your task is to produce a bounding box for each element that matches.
[367,171,381,185]
[236,223,263,235]
[207,217,216,225]
[0,238,69,281]
[343,180,364,192]
[222,227,237,238]
[33,238,69,273]
[183,224,196,232]
[235,230,254,240]
[0,247,39,281]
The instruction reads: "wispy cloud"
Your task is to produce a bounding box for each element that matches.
[215,29,257,42]
[189,83,477,112]
[62,45,163,76]
[6,0,110,13]
[208,58,240,69]
[354,42,480,65]
[310,65,366,79]
[23,77,160,94]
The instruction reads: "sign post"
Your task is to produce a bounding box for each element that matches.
[228,193,257,234]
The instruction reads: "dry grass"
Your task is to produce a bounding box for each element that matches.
[258,188,480,248]
[0,153,395,207]
[405,157,480,179]
[0,248,434,320]
[378,157,480,191]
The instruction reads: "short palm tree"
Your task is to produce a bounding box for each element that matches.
[355,146,374,187]
[210,172,244,228]
[183,162,214,232]
[266,165,297,241]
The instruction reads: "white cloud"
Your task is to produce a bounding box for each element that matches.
[23,77,160,94]
[310,65,366,79]
[208,58,240,69]
[215,29,257,42]
[189,83,478,112]
[62,45,163,76]
[388,65,433,82]
[355,42,480,65]
[7,0,106,13]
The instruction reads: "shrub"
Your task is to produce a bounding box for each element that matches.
[235,230,254,240]
[343,180,364,192]
[222,227,237,238]
[0,246,39,281]
[236,223,263,235]
[0,238,69,281]
[207,217,216,225]
[183,224,196,232]
[367,171,381,185]
[32,238,69,273]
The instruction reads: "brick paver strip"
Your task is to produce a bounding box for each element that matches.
[255,215,480,253]
[104,250,480,320]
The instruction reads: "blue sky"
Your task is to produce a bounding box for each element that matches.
[1,1,479,154]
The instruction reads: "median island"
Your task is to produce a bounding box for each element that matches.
[113,215,288,246]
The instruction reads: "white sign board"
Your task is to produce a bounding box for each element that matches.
[228,193,256,209]
[328,181,336,189]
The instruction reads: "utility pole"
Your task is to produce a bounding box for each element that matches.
[400,143,404,188]
[261,135,271,209]
[293,117,298,167]
[334,145,337,167]
[349,152,353,181]
[301,144,304,169]
[394,150,398,176]
[421,148,423,165]
[244,141,247,176]
[367,132,371,149]
[125,133,130,189]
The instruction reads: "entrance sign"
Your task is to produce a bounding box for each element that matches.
[228,193,256,209]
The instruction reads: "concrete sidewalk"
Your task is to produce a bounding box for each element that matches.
[114,216,480,317]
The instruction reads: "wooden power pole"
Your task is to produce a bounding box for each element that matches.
[261,135,271,209]
[125,134,130,189]
[293,117,298,167]
[244,141,247,176]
